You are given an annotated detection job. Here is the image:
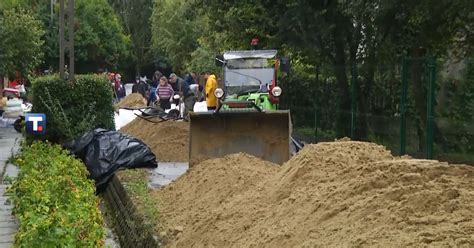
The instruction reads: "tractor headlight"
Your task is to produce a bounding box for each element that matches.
[271,86,282,97]
[214,88,224,98]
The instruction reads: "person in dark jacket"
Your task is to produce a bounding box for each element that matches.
[132,76,149,98]
[169,73,195,120]
[185,72,203,101]
[169,73,185,93]
[136,77,149,99]
[132,76,140,93]
[148,71,163,106]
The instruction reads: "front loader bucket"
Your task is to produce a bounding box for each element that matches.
[189,110,291,166]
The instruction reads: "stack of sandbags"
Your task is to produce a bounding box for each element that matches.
[0,97,19,127]
[2,98,23,118]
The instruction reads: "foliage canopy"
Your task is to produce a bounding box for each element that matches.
[0,9,44,77]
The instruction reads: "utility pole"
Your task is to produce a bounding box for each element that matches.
[58,0,74,81]
[59,0,65,79]
[68,0,75,80]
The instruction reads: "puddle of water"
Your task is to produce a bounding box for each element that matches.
[148,162,189,189]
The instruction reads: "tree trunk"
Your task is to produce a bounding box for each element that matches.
[135,62,141,78]
[410,48,427,152]
[356,59,375,140]
[332,30,351,137]
[134,44,141,76]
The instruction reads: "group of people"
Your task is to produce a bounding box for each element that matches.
[109,70,219,120]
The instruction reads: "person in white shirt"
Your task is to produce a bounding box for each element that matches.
[15,81,26,98]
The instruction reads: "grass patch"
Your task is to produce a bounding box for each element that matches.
[293,126,337,142]
[116,169,159,227]
[435,153,474,165]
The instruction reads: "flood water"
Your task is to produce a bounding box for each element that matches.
[148,162,189,189]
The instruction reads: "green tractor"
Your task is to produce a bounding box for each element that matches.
[189,49,299,166]
[214,50,283,112]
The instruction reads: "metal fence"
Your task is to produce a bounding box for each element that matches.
[283,57,474,165]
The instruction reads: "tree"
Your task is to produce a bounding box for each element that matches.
[150,0,200,73]
[0,8,45,77]
[271,0,473,139]
[0,0,20,11]
[149,0,474,144]
[72,0,131,71]
[108,0,153,76]
[1,0,131,73]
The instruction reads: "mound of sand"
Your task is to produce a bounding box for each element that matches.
[115,93,147,109]
[120,118,189,162]
[154,153,278,243]
[156,141,474,247]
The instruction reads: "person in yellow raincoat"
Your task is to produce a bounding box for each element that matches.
[204,72,217,109]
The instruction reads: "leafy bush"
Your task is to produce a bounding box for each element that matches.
[31,74,114,143]
[10,141,105,247]
[0,8,45,77]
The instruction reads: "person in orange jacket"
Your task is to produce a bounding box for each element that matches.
[204,72,217,110]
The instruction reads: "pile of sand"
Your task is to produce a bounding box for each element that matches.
[115,93,147,109]
[155,153,278,242]
[120,118,189,162]
[155,141,474,247]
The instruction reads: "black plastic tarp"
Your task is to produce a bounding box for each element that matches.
[64,128,157,191]
[291,136,305,154]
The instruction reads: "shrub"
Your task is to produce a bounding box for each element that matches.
[31,74,114,143]
[10,141,105,247]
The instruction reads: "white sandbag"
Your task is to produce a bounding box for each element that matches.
[4,106,22,113]
[114,109,140,130]
[6,99,22,107]
[193,101,208,112]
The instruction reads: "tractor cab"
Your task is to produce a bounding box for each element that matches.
[214,50,282,112]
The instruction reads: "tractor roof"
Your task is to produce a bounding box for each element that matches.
[223,50,277,60]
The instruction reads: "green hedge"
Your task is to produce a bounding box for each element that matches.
[31,74,114,143]
[10,141,105,247]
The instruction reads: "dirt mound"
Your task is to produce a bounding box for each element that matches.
[120,118,188,161]
[115,93,147,108]
[156,141,474,247]
[154,153,278,243]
